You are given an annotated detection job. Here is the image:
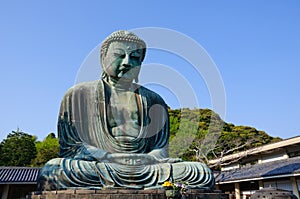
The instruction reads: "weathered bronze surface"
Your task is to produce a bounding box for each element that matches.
[37,30,214,191]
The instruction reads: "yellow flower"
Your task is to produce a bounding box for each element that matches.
[162,181,173,187]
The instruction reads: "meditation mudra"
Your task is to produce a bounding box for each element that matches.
[37,30,214,190]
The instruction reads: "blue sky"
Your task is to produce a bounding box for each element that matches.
[0,1,299,141]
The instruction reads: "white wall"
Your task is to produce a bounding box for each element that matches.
[260,152,288,164]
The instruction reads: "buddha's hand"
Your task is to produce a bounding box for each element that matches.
[104,153,161,166]
[157,157,183,163]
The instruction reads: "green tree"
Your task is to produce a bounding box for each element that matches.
[167,108,282,167]
[0,130,37,166]
[169,118,197,159]
[32,133,59,166]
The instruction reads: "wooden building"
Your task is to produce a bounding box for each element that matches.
[211,136,300,199]
[0,167,39,199]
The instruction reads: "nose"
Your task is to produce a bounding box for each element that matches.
[121,55,131,67]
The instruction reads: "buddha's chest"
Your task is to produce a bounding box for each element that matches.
[107,90,140,139]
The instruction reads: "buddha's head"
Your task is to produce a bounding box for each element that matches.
[100,30,146,83]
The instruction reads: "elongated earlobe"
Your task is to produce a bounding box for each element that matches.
[135,76,139,83]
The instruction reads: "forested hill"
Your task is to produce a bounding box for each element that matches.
[168,108,282,163]
[0,108,282,167]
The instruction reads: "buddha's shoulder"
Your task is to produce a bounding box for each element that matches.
[135,84,166,104]
[63,80,100,97]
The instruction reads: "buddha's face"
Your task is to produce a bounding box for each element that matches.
[102,41,143,82]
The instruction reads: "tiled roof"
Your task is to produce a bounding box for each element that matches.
[0,167,40,184]
[215,156,300,183]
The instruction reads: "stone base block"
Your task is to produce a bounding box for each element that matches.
[27,189,228,199]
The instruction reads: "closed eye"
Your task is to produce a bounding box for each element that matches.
[130,55,141,60]
[130,51,142,60]
[114,53,125,58]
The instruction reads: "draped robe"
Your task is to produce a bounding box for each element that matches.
[37,80,214,190]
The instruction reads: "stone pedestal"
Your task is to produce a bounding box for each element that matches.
[27,189,228,199]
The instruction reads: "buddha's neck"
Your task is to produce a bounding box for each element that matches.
[105,76,134,91]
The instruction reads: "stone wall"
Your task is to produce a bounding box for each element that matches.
[27,189,228,199]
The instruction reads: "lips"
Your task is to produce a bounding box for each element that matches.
[118,70,129,77]
[117,68,135,78]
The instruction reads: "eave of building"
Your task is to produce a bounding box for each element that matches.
[209,136,300,165]
[216,173,300,184]
[214,156,300,184]
[0,181,37,185]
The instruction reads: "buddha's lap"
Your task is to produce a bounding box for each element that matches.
[40,157,212,179]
